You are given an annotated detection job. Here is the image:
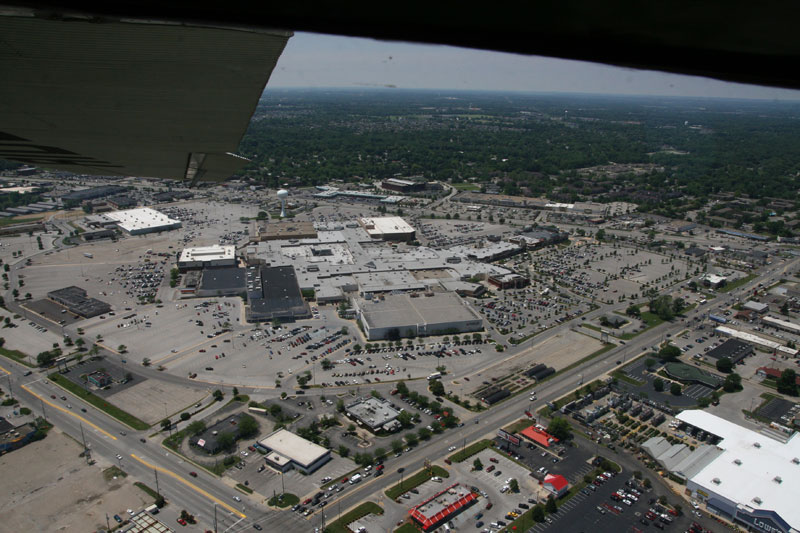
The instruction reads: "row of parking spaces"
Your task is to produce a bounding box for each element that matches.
[682,384,713,400]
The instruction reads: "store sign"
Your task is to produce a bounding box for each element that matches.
[736,509,790,533]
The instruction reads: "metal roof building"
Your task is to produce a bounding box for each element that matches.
[105,207,181,235]
[356,292,483,341]
[677,410,800,533]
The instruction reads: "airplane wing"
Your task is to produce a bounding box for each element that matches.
[0,11,291,182]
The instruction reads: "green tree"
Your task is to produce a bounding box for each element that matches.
[645,358,656,370]
[237,414,259,438]
[473,458,483,470]
[659,344,681,362]
[532,504,545,522]
[418,427,431,440]
[391,440,403,454]
[337,445,350,458]
[160,418,171,430]
[670,383,682,396]
[547,417,572,441]
[374,447,386,460]
[186,421,206,435]
[716,357,733,373]
[777,369,799,395]
[545,495,557,513]
[653,378,665,392]
[723,373,742,393]
[510,478,520,493]
[117,344,127,354]
[212,389,224,401]
[429,379,445,397]
[216,431,235,451]
[405,432,419,447]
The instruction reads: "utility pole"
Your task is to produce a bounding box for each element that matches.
[154,468,160,498]
[40,397,47,422]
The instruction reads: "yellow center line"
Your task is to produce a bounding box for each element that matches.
[0,363,10,375]
[20,384,118,441]
[130,454,246,518]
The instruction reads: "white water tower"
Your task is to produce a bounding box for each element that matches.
[277,188,289,218]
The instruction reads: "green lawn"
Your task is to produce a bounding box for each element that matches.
[448,439,494,463]
[0,216,44,228]
[394,523,421,533]
[133,481,160,500]
[325,501,383,533]
[620,312,664,340]
[384,465,449,500]
[503,418,532,434]
[236,483,254,494]
[718,273,757,293]
[48,373,149,430]
[267,492,298,507]
[0,346,35,367]
[451,182,480,191]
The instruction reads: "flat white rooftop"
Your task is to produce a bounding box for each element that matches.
[762,315,800,334]
[715,326,798,356]
[359,216,415,237]
[179,245,235,263]
[677,410,800,531]
[105,207,181,233]
[258,429,329,467]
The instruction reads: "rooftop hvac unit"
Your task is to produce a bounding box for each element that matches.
[752,497,762,505]
[733,459,742,465]
[793,457,800,465]
[712,478,721,485]
[774,476,783,484]
[753,442,761,448]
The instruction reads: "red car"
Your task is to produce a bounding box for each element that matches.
[489,458,499,463]
[189,472,197,477]
[340,477,349,484]
[303,498,312,505]
[177,518,187,526]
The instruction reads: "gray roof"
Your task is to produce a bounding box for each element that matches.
[360,292,481,330]
[199,267,246,292]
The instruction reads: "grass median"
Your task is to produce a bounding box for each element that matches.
[447,439,494,463]
[325,501,383,533]
[0,346,35,367]
[48,373,149,430]
[385,465,449,500]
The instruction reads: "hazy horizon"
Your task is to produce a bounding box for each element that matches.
[268,32,800,101]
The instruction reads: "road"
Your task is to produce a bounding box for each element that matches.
[1,232,795,531]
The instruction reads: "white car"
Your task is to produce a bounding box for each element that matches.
[233,496,242,502]
[116,454,123,460]
[448,446,457,452]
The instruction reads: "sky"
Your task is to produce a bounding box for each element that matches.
[268,32,800,100]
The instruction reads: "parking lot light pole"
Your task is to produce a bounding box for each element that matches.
[398,467,405,491]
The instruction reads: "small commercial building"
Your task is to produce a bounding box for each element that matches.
[358,216,416,242]
[520,425,559,448]
[47,286,111,318]
[706,339,753,365]
[761,315,800,336]
[409,483,479,531]
[177,245,236,271]
[488,272,529,290]
[701,274,727,289]
[356,292,483,341]
[743,301,769,314]
[82,228,115,241]
[258,429,331,474]
[88,371,112,388]
[542,474,569,497]
[345,397,401,433]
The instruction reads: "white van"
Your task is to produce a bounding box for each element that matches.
[349,473,362,485]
